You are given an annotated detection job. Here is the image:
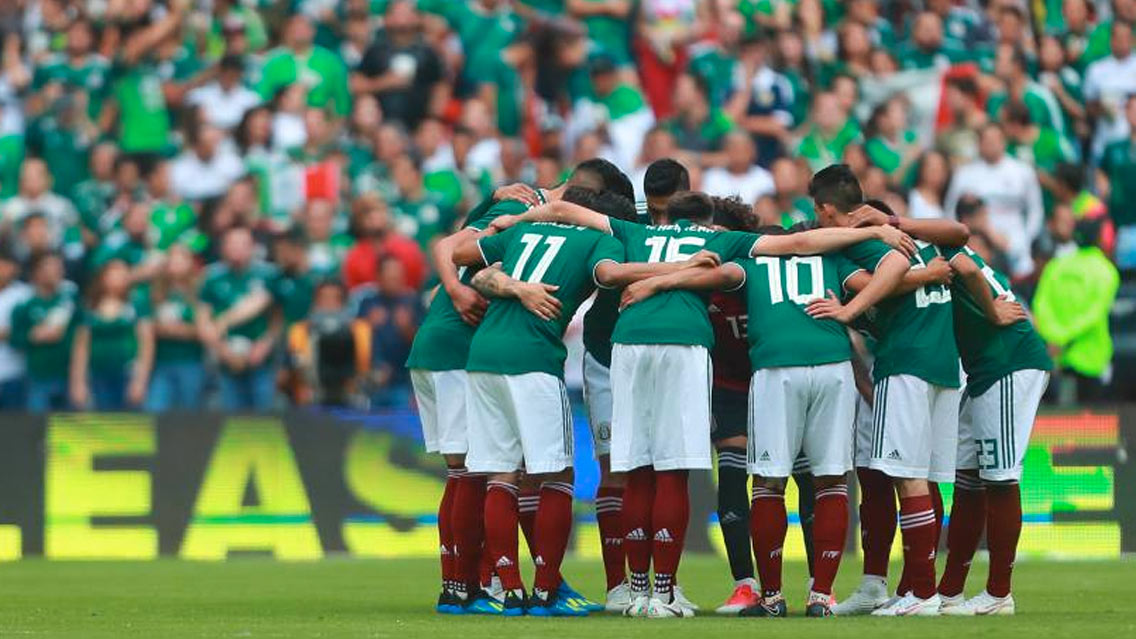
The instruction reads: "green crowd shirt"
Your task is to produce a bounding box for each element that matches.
[734,252,861,369]
[83,294,147,375]
[258,46,350,115]
[467,222,624,378]
[405,196,539,372]
[141,287,205,364]
[609,219,760,348]
[198,261,279,341]
[113,63,170,153]
[943,246,1052,397]
[1099,138,1136,227]
[843,239,960,388]
[10,287,79,381]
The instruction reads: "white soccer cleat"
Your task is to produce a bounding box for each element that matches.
[871,592,942,617]
[833,575,889,616]
[645,596,694,618]
[715,578,760,614]
[954,591,1016,616]
[487,575,505,602]
[938,592,967,615]
[623,594,651,617]
[673,584,699,613]
[605,581,633,613]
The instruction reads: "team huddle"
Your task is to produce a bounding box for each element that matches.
[406,158,1052,618]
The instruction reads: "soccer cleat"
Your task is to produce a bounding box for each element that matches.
[673,584,699,612]
[871,592,942,617]
[949,591,1016,616]
[833,575,890,616]
[938,592,967,615]
[558,580,604,612]
[501,589,528,617]
[623,594,651,617]
[436,589,463,614]
[528,588,589,617]
[464,589,505,615]
[487,575,505,602]
[715,578,761,615]
[604,581,633,613]
[645,596,694,618]
[804,591,835,618]
[739,592,788,618]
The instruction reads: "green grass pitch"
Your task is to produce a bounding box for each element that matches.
[0,557,1133,637]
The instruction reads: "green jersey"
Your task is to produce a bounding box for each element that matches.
[258,46,350,115]
[987,87,1065,138]
[151,200,207,252]
[467,223,624,378]
[843,239,960,388]
[687,44,738,107]
[25,115,93,199]
[32,53,112,119]
[198,261,279,341]
[143,288,204,364]
[405,197,538,371]
[0,134,25,199]
[113,63,170,153]
[943,246,1052,397]
[1099,138,1136,226]
[609,219,760,347]
[10,287,79,381]
[272,269,320,324]
[796,120,861,172]
[865,130,917,180]
[734,252,860,369]
[580,0,635,65]
[90,231,148,269]
[83,295,147,374]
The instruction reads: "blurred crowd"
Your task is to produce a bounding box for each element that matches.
[0,0,1132,411]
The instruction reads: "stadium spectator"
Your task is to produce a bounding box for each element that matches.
[185,55,262,132]
[1097,96,1136,229]
[286,279,370,407]
[0,246,30,408]
[907,150,952,220]
[353,0,445,129]
[701,131,774,205]
[357,255,421,408]
[1083,20,1136,159]
[145,245,207,412]
[170,122,245,203]
[10,252,76,412]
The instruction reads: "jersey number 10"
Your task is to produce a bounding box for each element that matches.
[512,233,566,283]
[752,256,825,305]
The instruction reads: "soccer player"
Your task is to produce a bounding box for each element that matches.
[450,187,710,616]
[492,191,915,617]
[619,220,910,617]
[933,249,1051,615]
[805,170,967,616]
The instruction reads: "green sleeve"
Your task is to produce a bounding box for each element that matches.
[477,226,514,265]
[330,57,351,116]
[463,196,496,229]
[833,254,865,291]
[608,218,641,243]
[9,303,30,350]
[468,199,526,231]
[708,231,762,262]
[842,239,895,272]
[588,234,625,270]
[939,245,963,261]
[257,53,288,100]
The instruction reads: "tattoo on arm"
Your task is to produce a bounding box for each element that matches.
[470,263,516,299]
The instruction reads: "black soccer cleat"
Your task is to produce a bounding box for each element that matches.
[739,593,788,618]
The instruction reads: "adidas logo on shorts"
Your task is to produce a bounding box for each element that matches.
[720,511,741,524]
[887,449,902,460]
[534,555,546,566]
[626,528,647,541]
[759,450,772,462]
[496,556,514,568]
[654,528,675,543]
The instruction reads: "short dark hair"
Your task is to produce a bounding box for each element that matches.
[1053,162,1084,192]
[644,159,690,198]
[573,158,634,203]
[665,191,714,225]
[955,194,984,220]
[710,196,759,232]
[562,185,637,222]
[808,164,863,213]
[1004,101,1032,127]
[863,198,897,216]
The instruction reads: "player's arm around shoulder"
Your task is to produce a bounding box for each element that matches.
[808,251,911,324]
[469,263,563,322]
[847,203,969,248]
[489,201,614,235]
[948,249,1027,326]
[620,262,745,310]
[752,225,916,258]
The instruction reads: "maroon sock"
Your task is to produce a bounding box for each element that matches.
[452,474,487,593]
[650,470,689,598]
[900,483,944,595]
[438,468,461,588]
[811,483,849,595]
[479,549,492,588]
[484,481,523,591]
[750,484,788,596]
[518,487,540,562]
[623,467,655,591]
[595,485,626,590]
[899,494,938,599]
[857,468,896,579]
[985,482,1022,598]
[938,474,986,597]
[533,481,574,593]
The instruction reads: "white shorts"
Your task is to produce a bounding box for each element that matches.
[747,362,856,478]
[582,351,613,458]
[610,343,713,472]
[465,372,574,474]
[853,393,874,469]
[957,370,1049,482]
[868,375,961,484]
[411,368,468,455]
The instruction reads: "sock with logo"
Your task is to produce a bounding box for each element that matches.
[623,466,655,594]
[484,480,523,591]
[518,487,540,562]
[595,485,626,590]
[898,494,938,599]
[750,484,787,596]
[899,482,945,596]
[985,481,1022,598]
[438,467,461,591]
[856,468,896,579]
[533,481,574,593]
[452,473,487,595]
[794,471,816,576]
[938,473,986,597]
[811,483,849,595]
[716,447,754,582]
[650,470,689,600]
